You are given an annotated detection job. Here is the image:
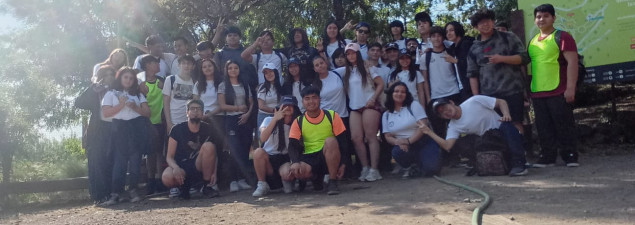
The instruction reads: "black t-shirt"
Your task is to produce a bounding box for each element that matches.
[284,46,318,74]
[169,121,217,163]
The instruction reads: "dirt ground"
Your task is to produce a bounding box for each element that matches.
[2,146,634,225]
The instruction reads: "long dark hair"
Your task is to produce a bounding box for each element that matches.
[271,104,302,152]
[331,48,345,67]
[258,68,282,102]
[384,81,414,113]
[321,20,347,58]
[343,51,370,94]
[390,57,418,82]
[282,63,311,96]
[196,58,222,94]
[112,67,141,97]
[288,28,310,49]
[223,60,250,105]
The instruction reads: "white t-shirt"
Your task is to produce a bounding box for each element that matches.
[217,82,250,116]
[292,81,304,112]
[393,38,406,51]
[257,84,279,114]
[370,64,393,87]
[259,117,290,155]
[382,101,427,138]
[320,67,349,117]
[347,67,378,110]
[326,39,351,69]
[357,43,368,61]
[251,52,287,85]
[162,75,194,124]
[133,53,178,78]
[193,80,219,115]
[446,95,502,140]
[415,39,453,64]
[391,70,425,102]
[418,50,460,100]
[101,90,147,120]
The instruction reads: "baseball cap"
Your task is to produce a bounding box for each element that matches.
[432,98,452,115]
[278,95,298,107]
[345,43,360,52]
[261,63,276,73]
[385,42,399,51]
[288,57,300,66]
[355,22,370,30]
[398,49,411,58]
[196,41,213,51]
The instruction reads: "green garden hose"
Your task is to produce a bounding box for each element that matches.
[433,175,491,225]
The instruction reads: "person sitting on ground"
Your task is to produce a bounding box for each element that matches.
[252,96,302,197]
[162,99,222,199]
[288,86,347,195]
[419,95,529,176]
[382,82,441,178]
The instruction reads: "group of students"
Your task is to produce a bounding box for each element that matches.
[75,4,580,205]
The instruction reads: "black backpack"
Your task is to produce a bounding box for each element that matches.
[456,129,510,176]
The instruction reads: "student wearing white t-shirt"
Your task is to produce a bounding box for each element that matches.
[381,82,441,178]
[388,51,426,105]
[133,35,178,78]
[316,21,351,69]
[100,67,150,206]
[281,58,309,112]
[162,55,196,133]
[342,43,384,182]
[389,20,407,51]
[420,96,529,176]
[193,58,224,140]
[251,96,302,197]
[241,31,287,85]
[217,60,255,192]
[419,26,464,140]
[256,63,282,140]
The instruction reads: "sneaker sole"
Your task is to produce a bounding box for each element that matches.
[327,191,340,195]
[509,170,529,176]
[532,164,555,168]
[566,163,580,167]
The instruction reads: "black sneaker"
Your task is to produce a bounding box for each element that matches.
[298,180,306,192]
[312,178,324,191]
[178,185,191,200]
[201,185,220,198]
[326,180,340,195]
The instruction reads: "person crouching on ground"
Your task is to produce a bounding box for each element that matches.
[252,96,302,197]
[288,86,347,195]
[162,99,222,199]
[419,95,529,176]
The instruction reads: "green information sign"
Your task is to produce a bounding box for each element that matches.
[519,0,635,83]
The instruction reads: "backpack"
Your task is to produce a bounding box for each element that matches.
[296,109,334,145]
[466,129,510,176]
[552,30,587,86]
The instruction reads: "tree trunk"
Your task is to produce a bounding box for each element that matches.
[332,0,344,26]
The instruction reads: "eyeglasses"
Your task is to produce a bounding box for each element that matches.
[357,29,370,34]
[188,107,203,112]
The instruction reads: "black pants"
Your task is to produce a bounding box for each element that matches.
[532,95,578,163]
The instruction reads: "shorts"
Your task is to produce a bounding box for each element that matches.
[491,92,524,123]
[299,150,326,177]
[352,103,382,114]
[177,158,202,185]
[269,154,290,172]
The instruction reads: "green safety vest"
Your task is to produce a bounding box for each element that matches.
[528,31,561,93]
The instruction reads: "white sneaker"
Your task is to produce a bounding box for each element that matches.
[323,174,330,184]
[252,181,270,197]
[282,181,294,194]
[237,179,252,190]
[365,168,383,182]
[211,184,219,191]
[169,188,180,198]
[359,167,370,182]
[230,181,240,192]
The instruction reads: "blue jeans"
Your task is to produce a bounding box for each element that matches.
[498,122,527,168]
[392,136,441,176]
[225,114,254,181]
[111,117,147,194]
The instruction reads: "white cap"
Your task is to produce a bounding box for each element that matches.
[261,63,277,73]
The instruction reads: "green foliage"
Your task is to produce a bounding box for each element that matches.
[11,137,87,182]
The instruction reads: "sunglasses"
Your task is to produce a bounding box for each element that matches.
[357,29,370,34]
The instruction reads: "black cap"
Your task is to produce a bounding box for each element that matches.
[288,57,300,65]
[278,95,298,107]
[196,41,213,51]
[398,49,411,58]
[385,42,399,51]
[432,98,452,115]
